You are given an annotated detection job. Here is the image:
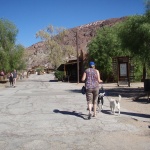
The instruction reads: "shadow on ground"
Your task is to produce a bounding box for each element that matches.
[104,87,150,104]
[67,86,150,104]
[102,110,150,118]
[103,87,144,98]
[67,87,145,98]
[53,109,88,120]
[66,89,82,93]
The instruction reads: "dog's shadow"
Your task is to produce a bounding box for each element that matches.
[53,109,88,120]
[100,109,119,116]
[101,109,150,118]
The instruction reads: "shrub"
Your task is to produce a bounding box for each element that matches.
[54,70,64,81]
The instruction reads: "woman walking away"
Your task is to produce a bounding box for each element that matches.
[13,69,17,87]
[81,61,103,120]
[9,72,13,86]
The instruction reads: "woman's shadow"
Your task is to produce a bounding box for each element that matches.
[53,109,88,120]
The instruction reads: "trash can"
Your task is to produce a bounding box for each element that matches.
[144,79,150,92]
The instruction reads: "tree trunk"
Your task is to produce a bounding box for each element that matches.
[142,63,146,82]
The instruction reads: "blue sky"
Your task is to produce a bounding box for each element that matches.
[0,0,146,48]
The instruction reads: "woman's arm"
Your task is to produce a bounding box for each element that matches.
[81,72,86,82]
[96,70,103,83]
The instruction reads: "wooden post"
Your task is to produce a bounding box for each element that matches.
[76,29,79,84]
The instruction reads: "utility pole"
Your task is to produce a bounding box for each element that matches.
[76,29,79,84]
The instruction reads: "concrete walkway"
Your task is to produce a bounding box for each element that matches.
[0,73,149,150]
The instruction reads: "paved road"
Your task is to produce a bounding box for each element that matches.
[0,73,149,150]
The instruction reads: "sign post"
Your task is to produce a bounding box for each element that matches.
[112,56,133,87]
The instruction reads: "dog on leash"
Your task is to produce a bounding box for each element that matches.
[97,92,105,112]
[110,95,121,115]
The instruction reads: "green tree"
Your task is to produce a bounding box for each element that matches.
[87,25,130,82]
[36,25,76,69]
[86,1,150,82]
[0,18,26,72]
[118,14,150,80]
[0,18,18,51]
[116,0,150,80]
[9,44,26,70]
[0,49,9,71]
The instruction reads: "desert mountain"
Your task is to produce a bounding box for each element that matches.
[25,17,127,70]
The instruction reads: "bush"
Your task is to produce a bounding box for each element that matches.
[36,67,44,75]
[54,70,64,81]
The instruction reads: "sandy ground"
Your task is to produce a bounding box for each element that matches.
[121,96,149,115]
[77,81,150,132]
[0,78,149,150]
[1,80,150,129]
[97,82,149,114]
[1,81,149,115]
[78,82,150,115]
[101,82,150,131]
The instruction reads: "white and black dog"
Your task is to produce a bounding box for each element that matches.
[109,95,121,115]
[97,86,105,112]
[97,92,105,112]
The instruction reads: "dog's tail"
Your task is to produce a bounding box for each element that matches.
[118,95,121,102]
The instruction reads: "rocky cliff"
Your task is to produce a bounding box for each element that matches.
[25,17,127,69]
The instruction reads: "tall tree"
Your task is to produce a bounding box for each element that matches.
[87,25,130,82]
[118,14,150,80]
[36,25,76,69]
[0,18,25,72]
[9,44,26,70]
[0,18,18,51]
[116,0,150,80]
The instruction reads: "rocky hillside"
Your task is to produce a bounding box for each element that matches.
[25,17,127,69]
